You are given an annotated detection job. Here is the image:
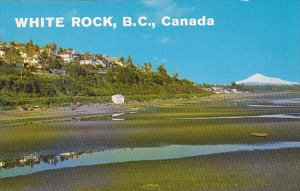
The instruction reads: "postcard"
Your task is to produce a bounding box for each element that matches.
[0,1,300,190]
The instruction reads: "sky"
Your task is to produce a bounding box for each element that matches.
[0,0,299,84]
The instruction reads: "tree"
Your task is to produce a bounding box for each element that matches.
[25,39,33,49]
[127,55,134,66]
[144,62,152,74]
[231,81,237,89]
[172,72,179,80]
[119,56,125,65]
[41,51,48,61]
[4,47,21,64]
[10,41,16,47]
[157,64,167,76]
[142,62,153,84]
[58,47,65,54]
[45,42,57,53]
[45,57,63,69]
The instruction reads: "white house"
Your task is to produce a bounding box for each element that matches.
[20,51,28,58]
[80,59,94,65]
[107,57,123,67]
[24,54,41,64]
[231,89,237,94]
[24,57,40,64]
[94,60,106,67]
[80,59,106,67]
[59,50,76,63]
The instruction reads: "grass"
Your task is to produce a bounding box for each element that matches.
[0,93,210,110]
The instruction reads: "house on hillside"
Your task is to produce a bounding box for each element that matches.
[20,51,28,58]
[83,53,93,60]
[72,53,82,62]
[79,59,106,67]
[106,57,123,67]
[24,54,41,64]
[13,44,25,50]
[203,87,241,94]
[94,60,106,67]
[58,50,76,63]
[80,59,94,65]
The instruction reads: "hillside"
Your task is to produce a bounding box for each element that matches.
[0,40,208,109]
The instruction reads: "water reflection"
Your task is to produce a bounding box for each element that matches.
[174,114,300,120]
[1,142,300,179]
[272,98,300,104]
[242,98,300,108]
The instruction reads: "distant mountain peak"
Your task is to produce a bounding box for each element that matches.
[236,74,300,86]
[252,73,264,77]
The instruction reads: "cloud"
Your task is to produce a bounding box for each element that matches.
[141,0,196,21]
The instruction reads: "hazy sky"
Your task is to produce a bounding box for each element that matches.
[0,0,299,84]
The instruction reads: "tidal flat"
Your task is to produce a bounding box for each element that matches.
[0,93,300,190]
[1,149,299,191]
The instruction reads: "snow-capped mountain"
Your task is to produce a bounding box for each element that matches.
[236,74,300,85]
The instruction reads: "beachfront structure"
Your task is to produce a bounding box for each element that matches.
[204,87,241,94]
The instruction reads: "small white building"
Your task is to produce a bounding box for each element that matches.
[80,59,93,65]
[231,89,237,94]
[59,50,76,63]
[20,51,28,58]
[80,59,106,67]
[94,60,106,67]
[24,54,41,64]
[109,57,124,66]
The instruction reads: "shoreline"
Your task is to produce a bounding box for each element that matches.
[1,91,300,113]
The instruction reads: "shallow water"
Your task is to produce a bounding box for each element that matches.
[247,105,296,108]
[272,98,300,104]
[1,142,300,179]
[174,114,300,120]
[242,98,300,108]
